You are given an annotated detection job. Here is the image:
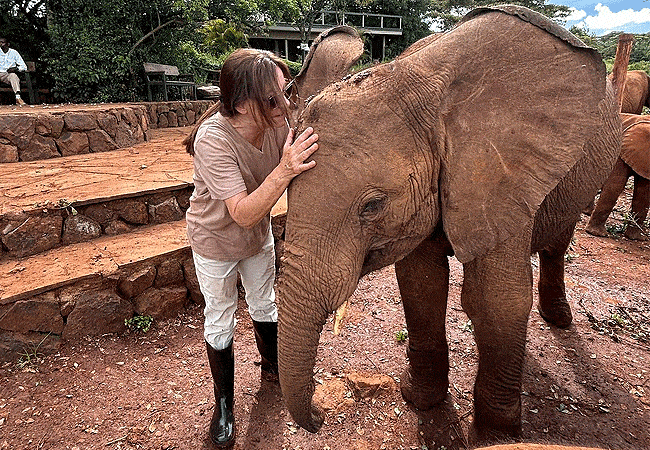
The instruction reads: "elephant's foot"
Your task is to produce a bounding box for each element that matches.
[472,394,522,439]
[400,367,448,410]
[294,404,325,433]
[624,226,649,241]
[538,297,573,329]
[584,222,609,237]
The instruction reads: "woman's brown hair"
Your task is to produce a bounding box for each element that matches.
[184,49,291,155]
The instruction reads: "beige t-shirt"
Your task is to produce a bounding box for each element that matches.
[186,112,288,261]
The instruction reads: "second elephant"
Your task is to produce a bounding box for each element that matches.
[586,113,650,240]
[615,70,650,114]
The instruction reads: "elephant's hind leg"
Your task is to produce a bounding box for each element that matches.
[585,158,631,237]
[461,221,533,435]
[395,231,451,410]
[537,226,573,328]
[624,175,650,241]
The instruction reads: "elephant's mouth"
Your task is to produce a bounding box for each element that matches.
[361,247,391,277]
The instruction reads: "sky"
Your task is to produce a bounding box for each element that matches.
[562,0,650,35]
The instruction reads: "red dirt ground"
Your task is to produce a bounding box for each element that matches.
[1,214,649,450]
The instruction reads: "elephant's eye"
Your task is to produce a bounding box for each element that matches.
[360,197,386,220]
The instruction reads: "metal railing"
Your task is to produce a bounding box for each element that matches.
[270,11,403,32]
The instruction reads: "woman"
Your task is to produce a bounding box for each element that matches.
[183,48,318,448]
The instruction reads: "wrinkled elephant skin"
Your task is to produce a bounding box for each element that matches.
[276,5,622,441]
[586,113,650,240]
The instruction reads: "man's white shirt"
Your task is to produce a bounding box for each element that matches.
[0,48,27,73]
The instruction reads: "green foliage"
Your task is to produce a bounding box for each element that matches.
[0,0,49,62]
[45,0,209,103]
[201,19,249,54]
[362,0,431,59]
[16,333,51,369]
[125,315,154,333]
[589,32,650,63]
[284,59,303,76]
[395,328,408,342]
[573,28,650,75]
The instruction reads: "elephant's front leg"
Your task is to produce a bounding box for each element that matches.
[395,231,451,410]
[461,221,533,434]
[585,158,631,237]
[537,225,574,328]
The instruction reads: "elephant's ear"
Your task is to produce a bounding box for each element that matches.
[438,6,610,263]
[293,26,364,106]
[621,114,650,179]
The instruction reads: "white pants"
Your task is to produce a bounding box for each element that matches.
[0,72,20,93]
[193,230,277,350]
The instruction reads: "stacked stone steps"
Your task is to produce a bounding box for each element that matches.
[0,124,202,361]
[0,108,289,362]
[1,127,194,259]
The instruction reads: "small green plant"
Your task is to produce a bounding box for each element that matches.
[125,315,154,333]
[610,313,627,327]
[605,222,625,236]
[395,328,408,343]
[16,333,51,369]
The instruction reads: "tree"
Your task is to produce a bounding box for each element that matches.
[361,0,431,59]
[201,19,249,54]
[0,0,48,60]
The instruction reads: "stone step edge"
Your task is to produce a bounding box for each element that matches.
[0,101,213,163]
[1,220,190,305]
[1,184,193,260]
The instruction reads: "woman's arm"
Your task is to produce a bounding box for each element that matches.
[225,127,318,229]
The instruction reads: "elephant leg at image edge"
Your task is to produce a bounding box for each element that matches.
[461,221,534,435]
[395,231,452,410]
[585,158,631,237]
[623,175,650,241]
[537,226,574,329]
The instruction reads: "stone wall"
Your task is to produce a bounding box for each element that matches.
[0,249,203,361]
[0,214,287,362]
[0,101,214,163]
[0,106,148,163]
[143,100,212,129]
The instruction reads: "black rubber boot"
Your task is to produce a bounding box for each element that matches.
[205,341,235,448]
[252,320,278,382]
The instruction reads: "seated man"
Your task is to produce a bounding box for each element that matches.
[0,37,28,106]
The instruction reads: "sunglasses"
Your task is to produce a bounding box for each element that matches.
[267,80,299,109]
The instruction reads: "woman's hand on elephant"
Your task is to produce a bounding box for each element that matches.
[280,127,318,178]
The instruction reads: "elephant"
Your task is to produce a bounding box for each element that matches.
[585,113,650,240]
[276,4,622,440]
[614,70,650,114]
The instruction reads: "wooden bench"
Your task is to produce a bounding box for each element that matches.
[143,63,197,102]
[0,61,42,104]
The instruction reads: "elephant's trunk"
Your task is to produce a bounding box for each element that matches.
[277,254,330,432]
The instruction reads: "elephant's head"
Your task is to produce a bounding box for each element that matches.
[277,6,610,432]
[615,70,650,114]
